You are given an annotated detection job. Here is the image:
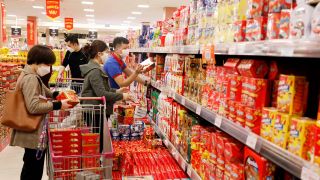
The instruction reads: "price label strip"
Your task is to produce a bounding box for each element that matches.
[280,47,294,56]
[301,167,320,180]
[181,97,186,106]
[187,165,192,177]
[214,115,223,128]
[196,105,202,115]
[246,133,258,150]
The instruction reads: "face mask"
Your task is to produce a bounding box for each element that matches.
[120,49,129,59]
[67,46,74,53]
[37,65,51,77]
[101,52,108,64]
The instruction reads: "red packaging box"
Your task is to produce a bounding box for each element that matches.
[268,61,280,80]
[228,100,236,122]
[82,157,100,168]
[52,157,81,170]
[216,167,225,180]
[247,0,264,18]
[235,102,246,127]
[228,74,242,102]
[269,0,293,13]
[245,107,262,135]
[246,17,268,41]
[242,78,271,108]
[267,13,281,39]
[82,144,99,155]
[279,10,291,39]
[271,81,279,107]
[234,20,247,42]
[224,58,241,75]
[237,60,269,78]
[231,163,245,180]
[123,117,134,125]
[244,147,276,179]
[224,142,244,163]
[82,133,99,145]
[56,90,80,107]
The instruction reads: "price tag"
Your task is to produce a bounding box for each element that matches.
[180,46,185,53]
[180,161,186,171]
[163,139,169,146]
[196,105,202,115]
[228,46,236,54]
[280,47,294,56]
[246,133,258,150]
[181,98,186,106]
[301,167,320,180]
[187,165,192,177]
[214,115,222,128]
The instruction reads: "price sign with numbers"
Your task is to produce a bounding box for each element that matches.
[246,133,258,150]
[214,115,222,128]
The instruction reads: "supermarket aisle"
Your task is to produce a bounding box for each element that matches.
[0,146,48,180]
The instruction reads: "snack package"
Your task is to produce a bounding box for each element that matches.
[228,75,242,102]
[56,90,80,107]
[246,0,264,19]
[242,78,271,108]
[272,112,292,148]
[234,20,247,42]
[235,102,246,127]
[267,13,281,39]
[287,117,315,160]
[246,16,268,41]
[271,81,279,107]
[224,58,241,75]
[244,147,276,179]
[261,107,277,141]
[277,74,307,116]
[279,10,291,39]
[290,4,314,39]
[269,0,293,13]
[268,61,280,80]
[237,60,269,78]
[311,3,320,39]
[311,122,320,165]
[245,107,262,135]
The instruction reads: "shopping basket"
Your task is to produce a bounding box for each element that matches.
[47,96,114,180]
[54,78,84,95]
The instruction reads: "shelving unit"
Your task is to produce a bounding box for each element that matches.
[149,80,320,179]
[130,40,320,58]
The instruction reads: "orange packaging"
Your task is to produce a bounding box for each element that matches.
[244,147,276,180]
[267,13,281,39]
[261,107,277,141]
[277,74,307,116]
[235,102,246,127]
[245,107,262,135]
[56,90,80,107]
[228,74,242,102]
[224,58,241,75]
[279,10,291,39]
[311,122,320,165]
[287,117,315,160]
[237,60,269,78]
[272,112,292,148]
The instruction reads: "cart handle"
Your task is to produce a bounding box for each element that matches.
[79,96,106,104]
[59,78,84,81]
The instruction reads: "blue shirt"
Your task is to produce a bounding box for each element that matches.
[103,54,127,89]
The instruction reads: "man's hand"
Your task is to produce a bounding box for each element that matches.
[116,87,130,93]
[134,64,144,75]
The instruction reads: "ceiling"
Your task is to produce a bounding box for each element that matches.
[4,0,189,32]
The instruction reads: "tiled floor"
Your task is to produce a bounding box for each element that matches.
[0,146,48,180]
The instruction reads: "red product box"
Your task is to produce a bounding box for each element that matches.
[244,147,276,179]
[82,157,100,168]
[56,90,80,107]
[224,58,241,75]
[271,80,279,107]
[228,74,242,102]
[245,107,263,135]
[243,78,271,108]
[234,20,247,42]
[52,157,81,171]
[82,133,99,145]
[216,167,225,180]
[235,102,246,127]
[267,13,281,39]
[82,144,99,155]
[279,9,291,39]
[123,117,134,125]
[228,100,237,122]
[231,163,245,180]
[246,17,268,41]
[237,60,269,78]
[247,0,264,18]
[224,142,244,163]
[268,61,280,80]
[269,0,293,13]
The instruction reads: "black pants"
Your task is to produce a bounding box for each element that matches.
[21,148,46,180]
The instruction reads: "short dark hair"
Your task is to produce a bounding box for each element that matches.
[65,34,79,44]
[27,45,56,65]
[83,40,108,59]
[113,37,129,49]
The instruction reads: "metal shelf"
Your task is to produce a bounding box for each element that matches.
[148,116,202,180]
[130,40,320,58]
[150,80,320,179]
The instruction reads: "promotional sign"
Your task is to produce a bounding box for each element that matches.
[1,2,6,42]
[11,27,21,37]
[27,17,37,46]
[88,31,97,39]
[49,29,59,37]
[64,18,73,31]
[46,0,60,19]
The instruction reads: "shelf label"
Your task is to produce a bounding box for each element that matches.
[180,46,185,53]
[187,165,192,177]
[196,105,202,115]
[163,139,169,146]
[180,161,186,171]
[246,133,258,150]
[228,46,236,54]
[301,167,320,180]
[181,98,186,106]
[280,47,294,56]
[214,115,222,128]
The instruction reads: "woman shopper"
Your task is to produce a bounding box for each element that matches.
[10,45,71,180]
[80,40,133,152]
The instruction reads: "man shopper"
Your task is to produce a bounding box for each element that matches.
[103,37,149,89]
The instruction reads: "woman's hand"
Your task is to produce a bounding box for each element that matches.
[122,93,133,101]
[60,99,72,110]
[116,87,129,93]
[134,64,144,75]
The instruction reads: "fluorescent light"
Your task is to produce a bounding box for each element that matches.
[132,11,142,15]
[17,18,26,21]
[127,16,136,20]
[32,6,44,9]
[7,14,17,17]
[87,19,95,22]
[86,14,94,17]
[84,9,94,12]
[137,4,149,8]
[41,12,46,15]
[81,1,94,5]
[123,20,131,23]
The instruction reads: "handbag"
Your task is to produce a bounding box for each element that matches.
[0,73,45,132]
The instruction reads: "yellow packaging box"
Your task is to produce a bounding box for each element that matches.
[261,107,277,142]
[272,113,292,148]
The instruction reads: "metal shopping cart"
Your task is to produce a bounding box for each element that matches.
[55,78,84,95]
[47,97,114,180]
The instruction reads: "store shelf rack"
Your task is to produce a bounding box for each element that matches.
[148,115,202,180]
[150,80,320,179]
[130,40,320,58]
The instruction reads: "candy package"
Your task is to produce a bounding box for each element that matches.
[267,13,281,39]
[246,17,268,41]
[279,10,291,39]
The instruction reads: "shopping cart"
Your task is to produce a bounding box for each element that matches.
[47,97,114,180]
[55,78,84,95]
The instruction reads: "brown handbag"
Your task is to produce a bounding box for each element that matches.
[0,73,44,132]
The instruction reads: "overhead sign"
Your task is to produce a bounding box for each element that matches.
[1,3,7,42]
[64,18,73,31]
[46,0,60,19]
[49,29,59,37]
[11,27,21,37]
[88,31,97,39]
[27,17,37,46]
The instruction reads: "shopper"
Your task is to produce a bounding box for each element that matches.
[10,45,71,180]
[103,37,149,89]
[81,40,132,152]
[58,34,88,81]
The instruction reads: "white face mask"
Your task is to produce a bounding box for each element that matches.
[67,46,75,53]
[37,65,51,77]
[101,52,108,64]
[120,49,129,59]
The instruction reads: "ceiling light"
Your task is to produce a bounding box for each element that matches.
[84,9,94,12]
[41,12,46,15]
[123,20,131,23]
[32,6,44,9]
[86,14,94,17]
[87,19,95,22]
[81,1,94,5]
[137,4,149,8]
[132,11,142,15]
[7,14,17,17]
[17,18,26,21]
[127,16,136,20]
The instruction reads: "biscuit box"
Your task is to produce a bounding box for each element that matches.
[228,74,242,102]
[244,147,276,180]
[228,100,237,122]
[247,0,264,18]
[246,17,268,41]
[269,0,293,13]
[261,107,277,141]
[287,117,315,160]
[272,112,292,148]
[279,9,291,39]
[277,74,307,116]
[235,102,246,127]
[224,58,241,75]
[267,13,281,39]
[241,78,271,108]
[237,60,269,78]
[310,122,320,166]
[268,61,280,81]
[245,107,262,135]
[234,20,247,42]
[56,90,80,107]
[271,81,279,107]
